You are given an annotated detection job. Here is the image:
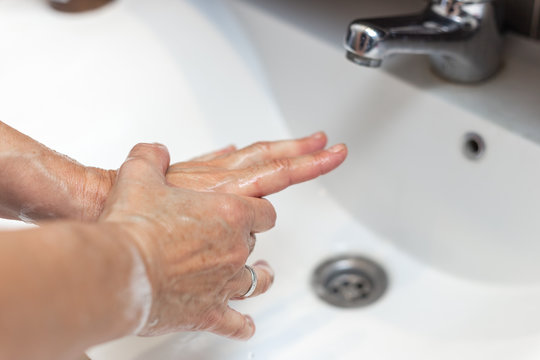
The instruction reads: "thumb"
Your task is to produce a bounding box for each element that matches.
[117,143,171,184]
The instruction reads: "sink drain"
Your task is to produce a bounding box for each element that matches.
[311,255,388,308]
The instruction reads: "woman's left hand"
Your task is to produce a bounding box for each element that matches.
[165,132,346,197]
[84,132,346,220]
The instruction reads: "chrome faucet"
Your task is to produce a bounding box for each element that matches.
[344,0,504,83]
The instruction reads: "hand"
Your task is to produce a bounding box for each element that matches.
[165,132,347,197]
[100,143,277,339]
[84,132,346,217]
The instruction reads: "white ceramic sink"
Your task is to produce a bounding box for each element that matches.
[2,0,540,359]
[230,0,540,284]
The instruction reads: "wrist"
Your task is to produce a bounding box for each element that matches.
[76,167,117,221]
[84,222,153,337]
[99,221,154,335]
[118,225,153,335]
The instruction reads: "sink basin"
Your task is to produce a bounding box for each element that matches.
[230,0,540,284]
[2,0,540,359]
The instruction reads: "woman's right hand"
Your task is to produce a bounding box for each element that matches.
[100,143,277,339]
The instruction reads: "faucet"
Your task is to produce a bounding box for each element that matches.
[344,0,504,83]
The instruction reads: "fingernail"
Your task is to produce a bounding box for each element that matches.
[328,144,346,153]
[246,315,254,327]
[254,260,274,277]
[311,131,325,139]
[246,315,256,336]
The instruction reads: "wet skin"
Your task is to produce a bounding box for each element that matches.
[0,121,347,359]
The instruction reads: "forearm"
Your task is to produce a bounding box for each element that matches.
[0,222,150,360]
[0,121,114,222]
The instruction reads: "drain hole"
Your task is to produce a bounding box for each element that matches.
[463,132,485,160]
[312,255,388,308]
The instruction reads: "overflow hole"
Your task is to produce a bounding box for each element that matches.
[463,132,486,160]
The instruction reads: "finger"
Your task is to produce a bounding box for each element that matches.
[117,143,170,184]
[241,197,277,233]
[210,308,255,340]
[246,233,256,254]
[190,145,237,162]
[231,261,275,300]
[226,144,348,198]
[215,132,328,169]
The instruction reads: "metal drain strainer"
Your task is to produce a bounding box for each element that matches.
[311,255,388,308]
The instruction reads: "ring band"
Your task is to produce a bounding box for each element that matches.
[242,265,258,298]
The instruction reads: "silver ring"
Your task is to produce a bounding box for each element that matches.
[241,265,258,298]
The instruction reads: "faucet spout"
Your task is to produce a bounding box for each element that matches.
[344,0,504,83]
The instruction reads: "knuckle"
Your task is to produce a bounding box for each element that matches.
[217,236,249,271]
[136,143,168,158]
[237,245,250,263]
[131,143,150,154]
[132,143,163,155]
[126,143,168,167]
[219,196,249,224]
[270,158,291,172]
[230,258,246,273]
[122,157,150,174]
[228,244,250,269]
[252,141,272,154]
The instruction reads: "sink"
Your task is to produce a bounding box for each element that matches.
[2,0,540,359]
[229,0,540,284]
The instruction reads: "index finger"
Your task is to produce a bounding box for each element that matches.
[223,144,348,198]
[214,132,328,169]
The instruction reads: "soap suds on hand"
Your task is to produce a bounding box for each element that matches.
[124,243,152,335]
